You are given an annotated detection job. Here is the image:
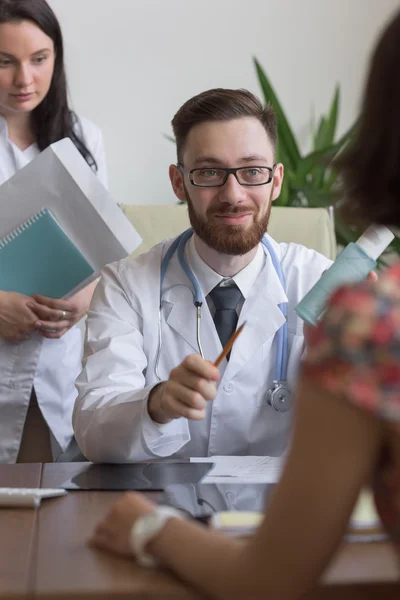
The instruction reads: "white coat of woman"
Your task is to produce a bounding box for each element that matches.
[0,0,107,463]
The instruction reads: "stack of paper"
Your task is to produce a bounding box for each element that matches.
[0,138,142,287]
[190,456,284,484]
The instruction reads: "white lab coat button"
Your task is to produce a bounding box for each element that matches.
[223,383,233,393]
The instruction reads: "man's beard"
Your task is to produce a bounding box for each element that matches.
[184,184,272,256]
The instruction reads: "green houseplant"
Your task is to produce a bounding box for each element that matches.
[254,57,400,261]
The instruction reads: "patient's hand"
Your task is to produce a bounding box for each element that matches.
[89,492,155,557]
[29,280,98,339]
[148,354,220,424]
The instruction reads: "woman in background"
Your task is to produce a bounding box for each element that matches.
[90,10,400,600]
[0,0,107,463]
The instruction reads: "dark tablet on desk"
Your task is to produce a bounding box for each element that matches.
[59,462,214,491]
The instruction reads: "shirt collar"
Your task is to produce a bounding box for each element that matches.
[0,114,38,160]
[0,114,8,138]
[186,234,266,299]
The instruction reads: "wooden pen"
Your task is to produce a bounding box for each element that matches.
[213,322,246,367]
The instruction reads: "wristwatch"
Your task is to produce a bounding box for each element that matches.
[130,505,185,567]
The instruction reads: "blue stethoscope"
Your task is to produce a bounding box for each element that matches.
[155,229,292,412]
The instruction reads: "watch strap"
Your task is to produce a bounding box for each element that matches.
[130,505,185,567]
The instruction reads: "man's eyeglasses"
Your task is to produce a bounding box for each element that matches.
[178,164,276,187]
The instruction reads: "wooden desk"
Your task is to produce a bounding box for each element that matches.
[0,464,42,600]
[32,463,200,600]
[0,463,399,599]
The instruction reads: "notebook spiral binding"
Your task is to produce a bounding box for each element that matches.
[0,208,47,249]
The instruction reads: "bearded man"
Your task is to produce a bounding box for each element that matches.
[73,89,331,462]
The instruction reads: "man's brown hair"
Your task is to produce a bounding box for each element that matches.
[171,88,277,164]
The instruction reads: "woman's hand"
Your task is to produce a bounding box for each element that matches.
[0,291,38,342]
[30,280,98,339]
[89,492,156,557]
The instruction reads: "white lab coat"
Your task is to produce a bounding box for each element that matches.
[162,482,274,517]
[74,236,332,462]
[0,115,107,463]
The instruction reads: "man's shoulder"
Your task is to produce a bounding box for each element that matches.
[267,236,332,270]
[282,242,332,266]
[262,236,332,295]
[275,241,332,299]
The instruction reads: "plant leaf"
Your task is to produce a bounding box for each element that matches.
[313,87,339,152]
[314,116,326,150]
[163,133,176,143]
[254,57,301,170]
[330,119,359,156]
[323,86,340,148]
[294,184,333,208]
[322,167,338,192]
[295,146,334,183]
[297,121,354,190]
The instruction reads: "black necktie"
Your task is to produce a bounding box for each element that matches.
[209,284,242,355]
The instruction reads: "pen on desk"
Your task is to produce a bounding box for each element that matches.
[213,322,246,368]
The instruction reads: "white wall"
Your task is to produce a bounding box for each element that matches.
[48,0,400,206]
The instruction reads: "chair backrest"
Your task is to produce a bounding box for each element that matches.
[120,204,336,260]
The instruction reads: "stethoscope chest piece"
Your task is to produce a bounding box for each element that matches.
[266,381,292,413]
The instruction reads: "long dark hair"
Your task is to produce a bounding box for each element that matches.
[0,0,97,170]
[337,10,400,227]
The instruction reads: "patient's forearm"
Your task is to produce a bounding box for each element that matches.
[148,517,245,600]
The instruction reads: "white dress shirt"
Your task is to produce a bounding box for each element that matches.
[186,235,265,317]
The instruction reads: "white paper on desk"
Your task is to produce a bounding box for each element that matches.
[0,138,142,280]
[190,456,284,484]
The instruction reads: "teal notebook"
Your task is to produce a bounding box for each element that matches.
[0,208,95,298]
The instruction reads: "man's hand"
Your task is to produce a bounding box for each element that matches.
[0,291,38,342]
[148,354,220,424]
[29,281,98,339]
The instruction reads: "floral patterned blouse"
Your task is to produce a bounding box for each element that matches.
[302,261,400,547]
